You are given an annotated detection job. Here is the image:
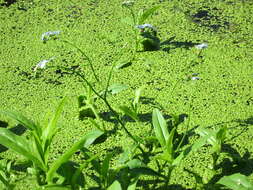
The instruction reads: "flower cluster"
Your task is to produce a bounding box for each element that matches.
[34,57,55,71]
[41,31,61,41]
[136,24,157,31]
[195,43,208,50]
[122,0,134,7]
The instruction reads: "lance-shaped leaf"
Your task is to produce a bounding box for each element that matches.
[46,130,103,183]
[137,6,160,25]
[101,152,113,186]
[0,110,41,135]
[119,106,138,121]
[217,173,253,190]
[107,180,122,190]
[152,109,169,147]
[42,98,66,152]
[0,128,46,171]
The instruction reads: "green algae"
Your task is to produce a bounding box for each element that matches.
[0,0,253,189]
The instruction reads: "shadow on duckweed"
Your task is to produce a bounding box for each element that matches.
[0,123,27,153]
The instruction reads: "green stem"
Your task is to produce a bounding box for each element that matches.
[175,115,191,153]
[75,72,145,154]
[61,40,100,83]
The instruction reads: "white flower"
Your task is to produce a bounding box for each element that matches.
[195,43,208,49]
[191,77,200,80]
[34,57,55,71]
[41,31,61,41]
[136,24,157,31]
[122,1,134,7]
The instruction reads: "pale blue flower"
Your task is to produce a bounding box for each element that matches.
[34,57,55,71]
[136,24,157,31]
[41,31,61,41]
[191,77,200,80]
[122,0,134,6]
[195,43,208,49]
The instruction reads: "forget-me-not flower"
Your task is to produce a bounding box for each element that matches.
[191,76,200,80]
[41,31,61,41]
[34,57,55,71]
[136,24,157,31]
[195,43,208,50]
[122,1,134,7]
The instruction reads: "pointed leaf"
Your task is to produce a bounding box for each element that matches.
[165,127,176,158]
[152,109,169,147]
[46,130,103,183]
[217,173,253,190]
[119,106,138,121]
[107,180,122,190]
[108,84,128,95]
[42,98,66,146]
[127,177,139,190]
[133,88,142,110]
[127,159,143,169]
[195,127,217,145]
[0,110,41,134]
[101,153,113,183]
[0,128,46,171]
[138,6,160,25]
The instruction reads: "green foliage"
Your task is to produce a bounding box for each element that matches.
[0,160,15,189]
[217,173,253,190]
[119,88,142,122]
[0,99,104,187]
[195,125,227,168]
[137,6,160,25]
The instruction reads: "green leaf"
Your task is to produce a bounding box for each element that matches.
[195,127,217,146]
[137,6,160,25]
[127,159,143,169]
[217,173,253,190]
[101,153,113,185]
[127,177,139,190]
[191,134,210,152]
[0,128,46,171]
[115,61,132,69]
[152,109,169,147]
[164,127,176,161]
[133,88,142,110]
[108,84,128,95]
[0,110,41,135]
[42,98,66,150]
[119,106,138,121]
[216,126,227,143]
[107,180,122,190]
[172,146,192,166]
[46,130,103,183]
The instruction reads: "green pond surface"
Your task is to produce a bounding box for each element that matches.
[0,0,253,189]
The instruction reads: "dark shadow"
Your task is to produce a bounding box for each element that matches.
[160,36,199,52]
[216,147,253,177]
[9,124,26,135]
[234,116,253,127]
[0,0,16,7]
[184,146,253,189]
[57,161,85,187]
[0,120,8,128]
[140,97,164,110]
[0,124,27,153]
[11,160,32,172]
[185,7,230,32]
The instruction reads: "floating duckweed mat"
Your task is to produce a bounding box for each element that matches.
[0,0,253,189]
